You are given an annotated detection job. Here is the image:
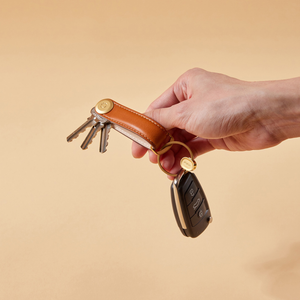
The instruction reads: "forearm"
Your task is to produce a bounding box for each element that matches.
[253,77,300,142]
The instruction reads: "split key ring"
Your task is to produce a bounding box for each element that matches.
[156,141,197,177]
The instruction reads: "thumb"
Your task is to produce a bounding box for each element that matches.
[144,105,180,130]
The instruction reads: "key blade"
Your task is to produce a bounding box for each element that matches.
[67,115,96,142]
[99,123,111,153]
[81,122,103,150]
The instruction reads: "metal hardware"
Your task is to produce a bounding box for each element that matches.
[95,99,114,114]
[157,141,197,177]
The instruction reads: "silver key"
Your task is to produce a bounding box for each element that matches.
[67,115,97,143]
[99,123,111,153]
[81,122,103,150]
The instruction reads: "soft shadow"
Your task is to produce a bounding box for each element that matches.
[253,243,300,300]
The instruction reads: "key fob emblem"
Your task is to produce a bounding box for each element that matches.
[171,170,212,238]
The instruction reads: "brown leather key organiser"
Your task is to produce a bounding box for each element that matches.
[67,99,212,238]
[67,99,173,153]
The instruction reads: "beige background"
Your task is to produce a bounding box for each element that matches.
[1,1,300,299]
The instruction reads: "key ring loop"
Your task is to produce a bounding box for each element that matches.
[157,141,196,177]
[150,134,174,156]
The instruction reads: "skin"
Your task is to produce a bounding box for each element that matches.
[132,68,300,179]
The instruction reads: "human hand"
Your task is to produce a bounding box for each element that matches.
[132,68,300,179]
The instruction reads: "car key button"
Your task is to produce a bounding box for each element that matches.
[191,199,208,227]
[188,192,203,217]
[184,180,198,205]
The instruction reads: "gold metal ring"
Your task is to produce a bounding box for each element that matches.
[157,141,195,177]
[150,135,174,156]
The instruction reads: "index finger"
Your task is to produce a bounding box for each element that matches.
[146,84,180,112]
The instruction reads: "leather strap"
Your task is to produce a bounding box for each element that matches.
[95,100,171,150]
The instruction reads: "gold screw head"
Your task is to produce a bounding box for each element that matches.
[180,157,197,172]
[95,99,114,114]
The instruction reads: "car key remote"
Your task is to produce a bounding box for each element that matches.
[171,169,212,238]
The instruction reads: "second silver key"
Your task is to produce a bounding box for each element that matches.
[67,115,97,143]
[81,122,103,150]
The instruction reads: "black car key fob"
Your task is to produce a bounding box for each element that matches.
[171,169,212,238]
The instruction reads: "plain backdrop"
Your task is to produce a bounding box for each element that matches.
[1,1,300,299]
